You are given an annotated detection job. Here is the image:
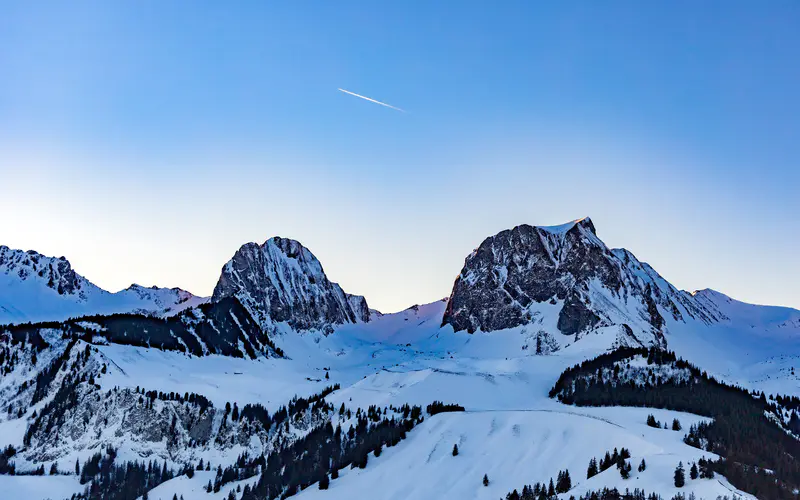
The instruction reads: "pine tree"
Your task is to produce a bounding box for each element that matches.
[75,458,80,475]
[556,469,571,492]
[690,462,698,480]
[672,418,682,431]
[49,462,58,475]
[319,474,330,490]
[638,458,646,472]
[698,458,715,479]
[618,459,631,479]
[483,474,489,486]
[587,457,598,478]
[547,478,555,497]
[331,468,339,479]
[452,444,459,456]
[674,462,685,488]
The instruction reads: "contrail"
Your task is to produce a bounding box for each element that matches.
[337,88,405,113]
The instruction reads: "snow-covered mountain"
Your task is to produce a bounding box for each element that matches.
[2,221,800,500]
[211,237,371,332]
[442,218,721,349]
[0,246,207,325]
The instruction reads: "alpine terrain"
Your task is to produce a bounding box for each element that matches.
[1,219,798,500]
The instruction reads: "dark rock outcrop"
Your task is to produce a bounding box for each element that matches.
[212,237,370,331]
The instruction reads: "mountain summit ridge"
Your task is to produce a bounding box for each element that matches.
[441,218,721,347]
[211,236,370,332]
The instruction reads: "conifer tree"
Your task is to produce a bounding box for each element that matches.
[483,474,489,486]
[690,462,698,480]
[556,469,571,492]
[672,418,682,431]
[452,444,459,456]
[587,457,598,478]
[674,462,685,488]
[638,458,646,472]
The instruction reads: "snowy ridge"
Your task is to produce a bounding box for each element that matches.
[0,246,207,325]
[211,237,370,332]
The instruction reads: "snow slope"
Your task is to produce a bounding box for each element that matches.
[296,409,749,500]
[0,474,84,500]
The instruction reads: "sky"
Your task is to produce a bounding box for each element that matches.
[0,1,798,313]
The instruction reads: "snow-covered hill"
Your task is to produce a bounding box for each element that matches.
[0,246,207,325]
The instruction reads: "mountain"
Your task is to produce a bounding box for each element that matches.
[2,221,799,500]
[211,237,370,332]
[442,218,721,347]
[0,246,207,325]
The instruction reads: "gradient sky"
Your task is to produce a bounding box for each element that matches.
[1,2,798,312]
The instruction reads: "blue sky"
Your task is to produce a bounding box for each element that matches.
[1,2,798,312]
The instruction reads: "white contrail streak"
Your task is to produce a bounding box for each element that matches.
[337,88,406,113]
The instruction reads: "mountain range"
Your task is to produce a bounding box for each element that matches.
[1,218,799,500]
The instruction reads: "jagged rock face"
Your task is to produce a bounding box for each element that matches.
[346,294,371,323]
[212,237,369,331]
[442,218,719,344]
[7,339,324,468]
[0,246,86,298]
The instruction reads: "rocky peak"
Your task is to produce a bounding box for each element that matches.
[0,245,88,298]
[211,237,370,331]
[442,218,719,346]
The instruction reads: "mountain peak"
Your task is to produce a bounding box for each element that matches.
[442,218,717,346]
[212,236,369,331]
[537,217,595,236]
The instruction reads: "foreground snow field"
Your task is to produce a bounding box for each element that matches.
[0,474,84,500]
[296,409,749,500]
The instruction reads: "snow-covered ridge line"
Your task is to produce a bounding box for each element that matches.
[0,245,208,326]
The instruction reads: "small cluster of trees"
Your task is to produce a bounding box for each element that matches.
[204,453,260,493]
[673,459,714,488]
[587,447,632,479]
[70,446,178,500]
[645,414,681,431]
[426,401,465,415]
[504,469,572,499]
